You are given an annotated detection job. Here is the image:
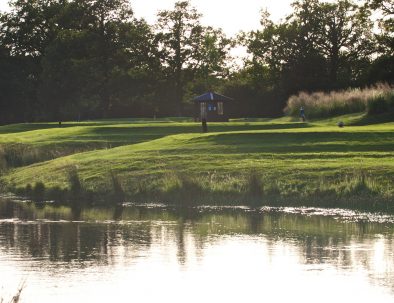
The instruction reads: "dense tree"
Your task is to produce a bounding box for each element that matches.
[39,27,101,120]
[0,0,392,123]
[247,0,374,88]
[85,0,133,116]
[38,0,159,120]
[0,0,66,56]
[0,0,67,123]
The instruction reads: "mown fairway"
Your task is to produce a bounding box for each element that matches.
[0,115,393,207]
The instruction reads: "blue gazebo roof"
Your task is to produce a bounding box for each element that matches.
[193,92,233,103]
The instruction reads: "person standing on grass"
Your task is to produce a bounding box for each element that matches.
[300,106,306,122]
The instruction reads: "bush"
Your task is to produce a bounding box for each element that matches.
[110,172,125,204]
[68,167,84,201]
[47,186,67,203]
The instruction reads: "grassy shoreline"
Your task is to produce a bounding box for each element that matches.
[1,114,393,211]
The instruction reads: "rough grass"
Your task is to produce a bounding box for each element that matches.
[0,116,393,210]
[285,83,394,119]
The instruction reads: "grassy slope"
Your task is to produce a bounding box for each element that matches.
[1,114,393,207]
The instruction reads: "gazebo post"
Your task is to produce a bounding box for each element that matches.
[202,118,208,133]
[201,102,208,132]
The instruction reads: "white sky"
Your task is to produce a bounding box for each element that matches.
[131,0,294,36]
[0,0,294,36]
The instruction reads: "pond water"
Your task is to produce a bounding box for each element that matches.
[0,199,393,302]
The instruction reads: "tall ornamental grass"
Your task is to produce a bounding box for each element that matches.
[284,83,394,118]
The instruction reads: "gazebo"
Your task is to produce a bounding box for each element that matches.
[193,92,233,122]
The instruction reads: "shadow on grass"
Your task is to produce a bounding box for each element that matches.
[208,131,394,153]
[351,112,394,126]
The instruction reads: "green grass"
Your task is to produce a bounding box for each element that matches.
[0,114,393,209]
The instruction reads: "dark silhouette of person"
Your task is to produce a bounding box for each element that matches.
[300,107,306,122]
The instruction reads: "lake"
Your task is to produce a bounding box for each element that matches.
[0,198,393,302]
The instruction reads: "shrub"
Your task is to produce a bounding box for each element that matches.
[0,146,7,172]
[32,182,46,202]
[25,183,33,197]
[67,167,84,201]
[247,171,263,198]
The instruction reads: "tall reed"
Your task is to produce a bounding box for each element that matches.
[284,83,394,119]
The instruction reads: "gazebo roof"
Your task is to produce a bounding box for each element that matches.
[193,92,233,103]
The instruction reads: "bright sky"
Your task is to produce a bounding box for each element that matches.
[131,0,294,36]
[0,0,294,36]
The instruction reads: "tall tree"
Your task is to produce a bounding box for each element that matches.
[156,1,203,115]
[156,1,231,115]
[302,0,375,86]
[84,0,134,117]
[245,7,327,95]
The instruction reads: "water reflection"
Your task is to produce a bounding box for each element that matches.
[0,199,393,302]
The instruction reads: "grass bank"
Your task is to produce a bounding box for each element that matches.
[0,115,393,211]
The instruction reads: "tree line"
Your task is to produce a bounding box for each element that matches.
[0,0,392,124]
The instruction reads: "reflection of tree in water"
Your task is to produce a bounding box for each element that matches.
[0,222,154,264]
[113,205,124,221]
[174,218,187,265]
[248,210,264,234]
[0,199,393,288]
[259,215,394,291]
[0,201,154,265]
[172,207,203,266]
